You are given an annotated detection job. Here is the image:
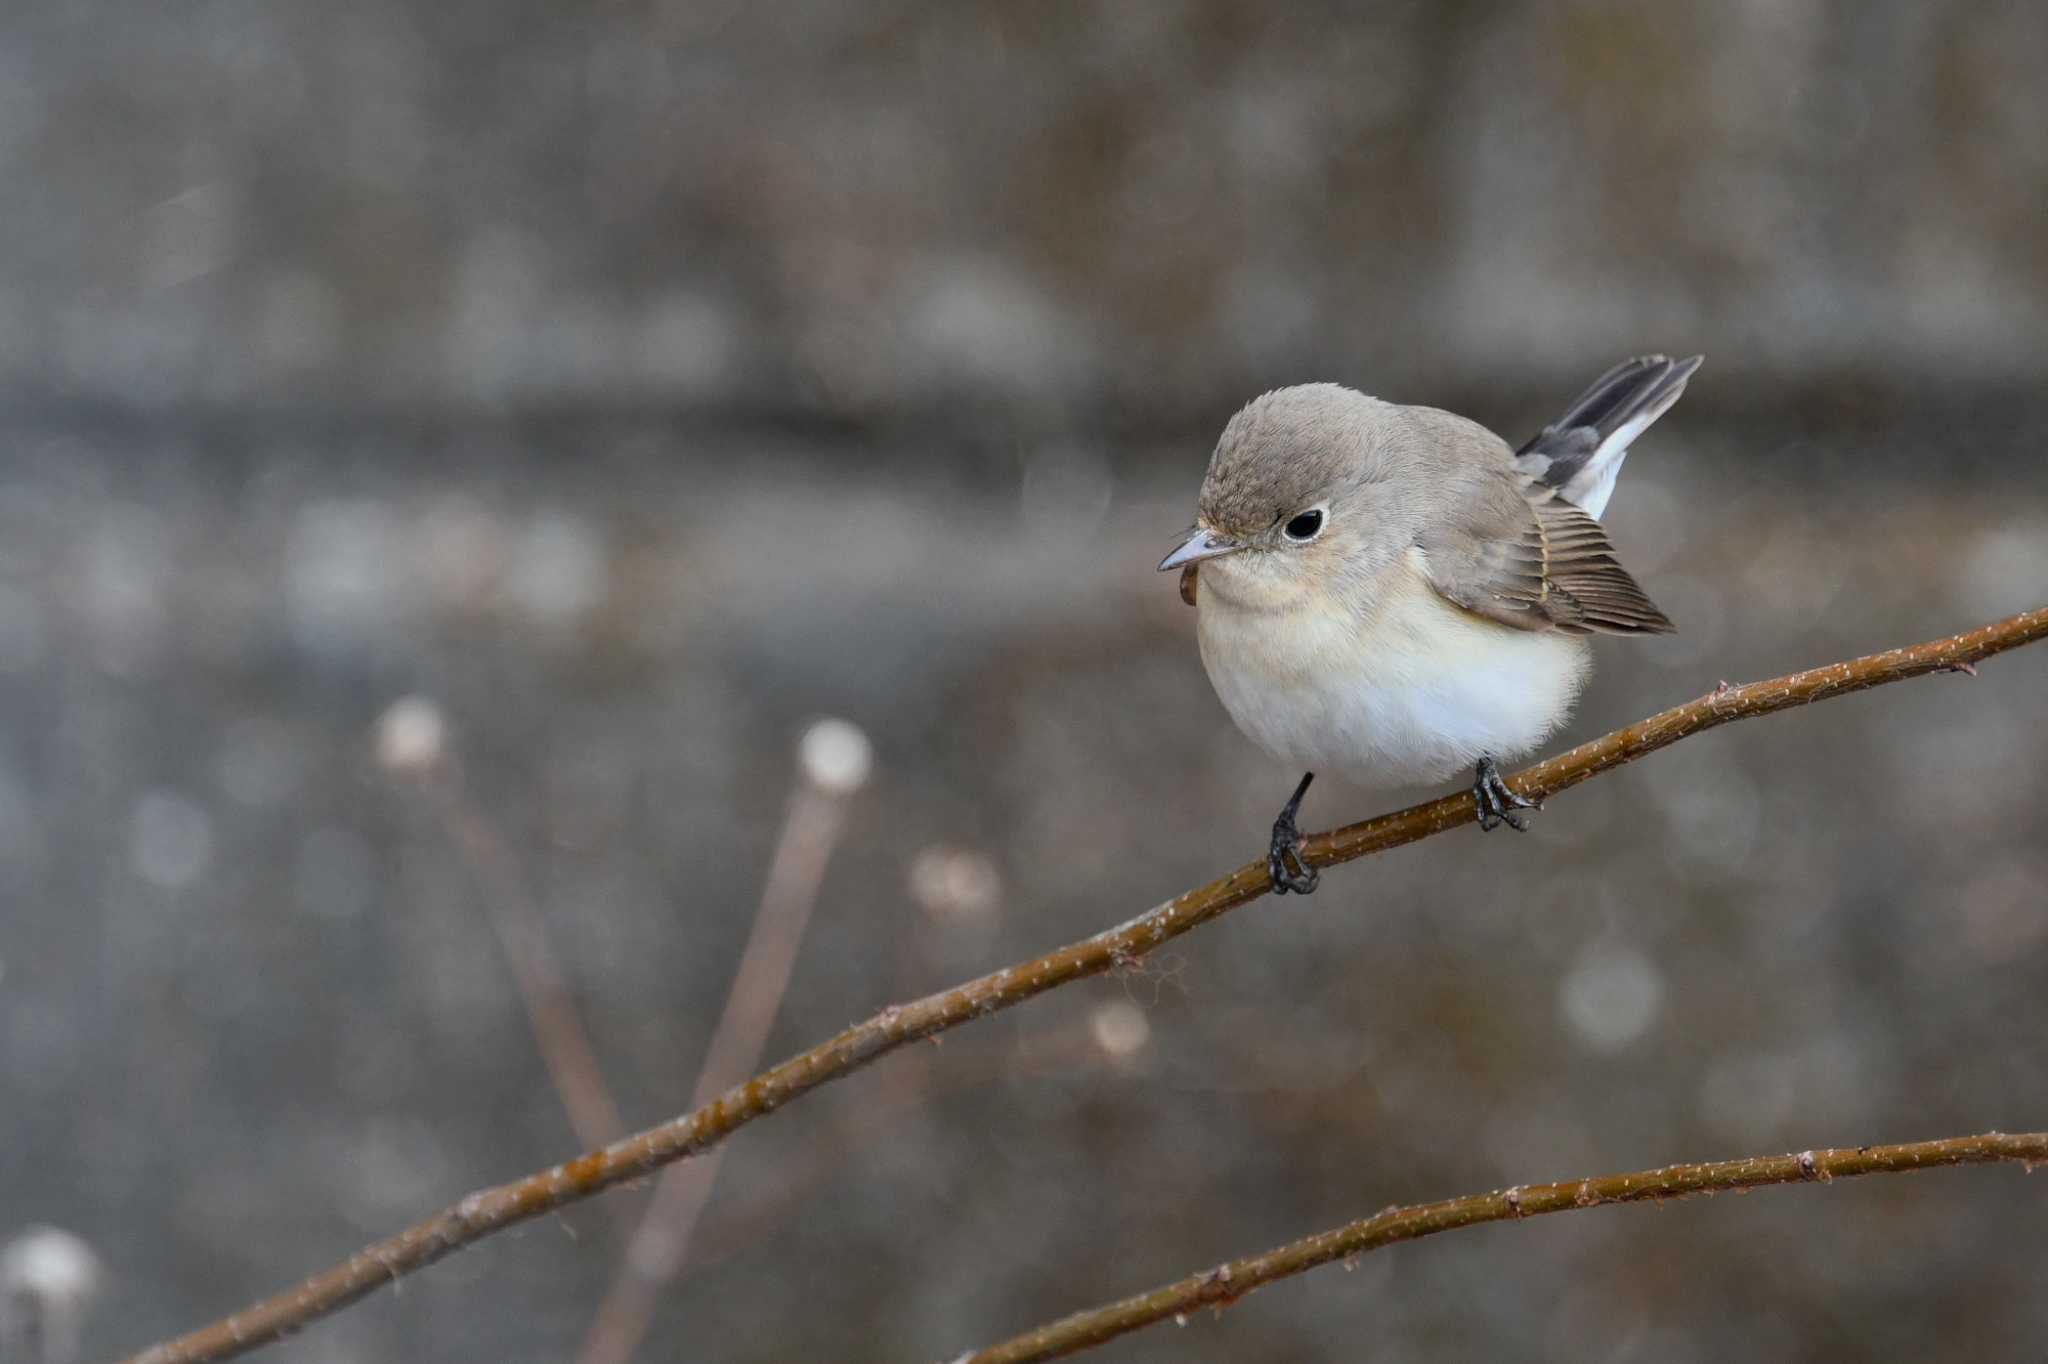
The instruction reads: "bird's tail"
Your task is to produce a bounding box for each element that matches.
[1514,354,1703,519]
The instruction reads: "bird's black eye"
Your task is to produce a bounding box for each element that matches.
[1282,508,1325,542]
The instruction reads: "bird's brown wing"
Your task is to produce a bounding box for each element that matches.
[1418,477,1674,635]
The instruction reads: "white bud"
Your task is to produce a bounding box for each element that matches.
[907,846,1002,926]
[1558,943,1665,1053]
[1089,1001,1150,1060]
[798,717,872,795]
[2,1226,102,1364]
[374,696,448,777]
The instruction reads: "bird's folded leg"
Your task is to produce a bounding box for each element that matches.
[1267,771,1320,895]
[1473,756,1538,832]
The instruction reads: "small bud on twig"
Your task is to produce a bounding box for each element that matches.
[909,846,1003,927]
[799,717,873,795]
[2,1226,103,1364]
[373,696,448,777]
[1088,1001,1150,1061]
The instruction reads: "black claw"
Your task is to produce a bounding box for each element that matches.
[1472,756,1537,833]
[1267,771,1320,895]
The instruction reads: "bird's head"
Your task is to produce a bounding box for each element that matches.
[1159,383,1423,609]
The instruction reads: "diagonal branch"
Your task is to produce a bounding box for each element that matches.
[953,1131,2048,1364]
[118,607,2048,1364]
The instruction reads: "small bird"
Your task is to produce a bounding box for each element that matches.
[1160,355,1700,895]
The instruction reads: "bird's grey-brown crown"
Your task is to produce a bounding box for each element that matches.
[1198,383,1384,536]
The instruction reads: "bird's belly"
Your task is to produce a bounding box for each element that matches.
[1196,577,1590,789]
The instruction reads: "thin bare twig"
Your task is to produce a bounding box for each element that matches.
[375,697,625,1156]
[575,720,871,1364]
[955,1130,2048,1363]
[120,607,2048,1364]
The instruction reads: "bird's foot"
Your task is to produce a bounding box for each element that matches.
[1473,756,1538,832]
[1267,771,1320,895]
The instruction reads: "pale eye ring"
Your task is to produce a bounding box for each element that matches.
[1281,506,1326,542]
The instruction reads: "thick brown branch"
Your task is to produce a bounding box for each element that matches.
[118,607,2048,1364]
[956,1131,2048,1364]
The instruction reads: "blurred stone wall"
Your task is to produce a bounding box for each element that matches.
[3,1,2044,423]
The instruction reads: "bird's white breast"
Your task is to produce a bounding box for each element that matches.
[1196,548,1590,789]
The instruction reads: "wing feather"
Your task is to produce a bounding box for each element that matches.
[1419,479,1675,636]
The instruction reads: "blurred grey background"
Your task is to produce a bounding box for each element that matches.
[2,3,2046,1362]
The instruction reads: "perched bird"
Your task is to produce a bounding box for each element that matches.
[1160,355,1700,894]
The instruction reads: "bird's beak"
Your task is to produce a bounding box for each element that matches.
[1158,525,1245,572]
